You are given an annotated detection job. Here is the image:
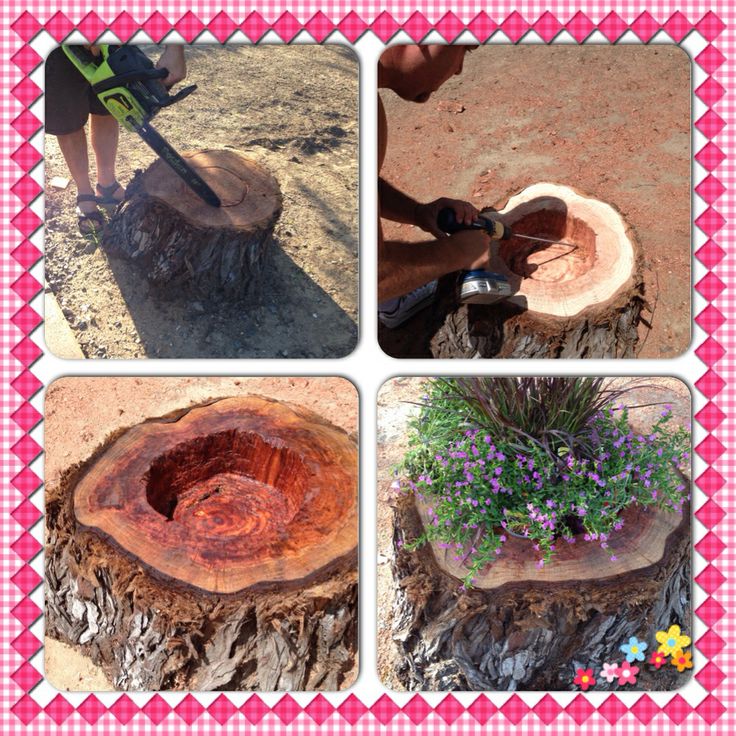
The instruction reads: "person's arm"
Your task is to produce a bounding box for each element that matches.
[379,178,480,238]
[378,219,493,302]
[156,45,187,87]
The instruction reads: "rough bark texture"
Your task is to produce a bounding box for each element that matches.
[389,493,691,691]
[380,274,646,358]
[379,184,648,359]
[45,398,357,691]
[103,149,282,303]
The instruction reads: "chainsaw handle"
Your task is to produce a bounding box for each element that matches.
[161,84,198,105]
[91,67,168,94]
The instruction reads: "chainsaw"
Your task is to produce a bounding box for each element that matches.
[62,44,221,208]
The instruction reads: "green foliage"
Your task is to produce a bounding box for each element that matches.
[399,378,691,588]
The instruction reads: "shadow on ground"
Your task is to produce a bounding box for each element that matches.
[100,239,356,359]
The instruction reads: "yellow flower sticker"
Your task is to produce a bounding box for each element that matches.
[656,624,691,655]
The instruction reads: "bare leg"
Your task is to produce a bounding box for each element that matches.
[55,127,94,204]
[89,114,123,198]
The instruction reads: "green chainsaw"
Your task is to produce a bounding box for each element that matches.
[62,44,221,208]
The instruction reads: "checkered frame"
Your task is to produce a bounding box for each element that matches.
[1,2,732,734]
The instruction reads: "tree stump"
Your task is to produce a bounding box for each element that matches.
[379,183,647,358]
[389,491,690,691]
[103,149,282,302]
[46,396,358,691]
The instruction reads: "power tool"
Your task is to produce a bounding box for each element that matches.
[437,207,575,304]
[62,45,221,208]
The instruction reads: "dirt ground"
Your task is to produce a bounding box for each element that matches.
[44,376,358,689]
[44,45,358,359]
[380,45,690,358]
[376,376,692,689]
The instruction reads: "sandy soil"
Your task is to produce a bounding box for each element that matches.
[44,45,358,359]
[380,45,690,358]
[376,376,692,689]
[44,376,358,690]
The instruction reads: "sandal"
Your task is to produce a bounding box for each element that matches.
[76,194,105,236]
[95,180,125,213]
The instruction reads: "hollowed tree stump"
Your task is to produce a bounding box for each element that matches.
[390,492,690,691]
[46,396,358,691]
[103,149,282,302]
[379,183,647,358]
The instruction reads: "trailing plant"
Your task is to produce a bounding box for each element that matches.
[399,378,691,587]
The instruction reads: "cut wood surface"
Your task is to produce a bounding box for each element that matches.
[417,498,685,586]
[104,149,282,301]
[73,396,357,594]
[46,395,358,690]
[379,183,646,359]
[492,183,636,317]
[377,378,692,691]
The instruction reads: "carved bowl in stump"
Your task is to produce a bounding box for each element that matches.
[491,182,637,317]
[73,396,358,594]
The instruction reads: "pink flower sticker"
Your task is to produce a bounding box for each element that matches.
[601,662,619,683]
[616,662,639,685]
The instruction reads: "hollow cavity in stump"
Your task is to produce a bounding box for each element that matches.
[46,396,358,690]
[103,149,282,302]
[493,184,636,318]
[73,396,356,594]
[378,183,646,359]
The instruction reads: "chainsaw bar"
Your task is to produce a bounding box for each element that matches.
[137,121,221,208]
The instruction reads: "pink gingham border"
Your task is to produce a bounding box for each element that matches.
[1,2,732,734]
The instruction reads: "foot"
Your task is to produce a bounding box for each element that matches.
[378,280,438,328]
[95,180,125,212]
[76,194,105,236]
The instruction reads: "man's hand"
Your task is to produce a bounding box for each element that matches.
[414,197,479,238]
[156,45,187,88]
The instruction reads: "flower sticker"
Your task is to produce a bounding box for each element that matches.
[620,636,647,662]
[649,650,667,669]
[574,667,595,691]
[617,663,639,686]
[656,625,691,656]
[600,662,619,683]
[670,649,693,672]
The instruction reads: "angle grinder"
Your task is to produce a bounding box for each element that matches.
[437,207,575,305]
[437,207,513,304]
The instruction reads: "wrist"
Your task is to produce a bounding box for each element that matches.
[412,201,425,226]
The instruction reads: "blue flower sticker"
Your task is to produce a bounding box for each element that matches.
[620,636,647,663]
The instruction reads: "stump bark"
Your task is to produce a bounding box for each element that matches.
[379,183,648,358]
[103,149,282,302]
[389,492,690,691]
[46,396,358,691]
